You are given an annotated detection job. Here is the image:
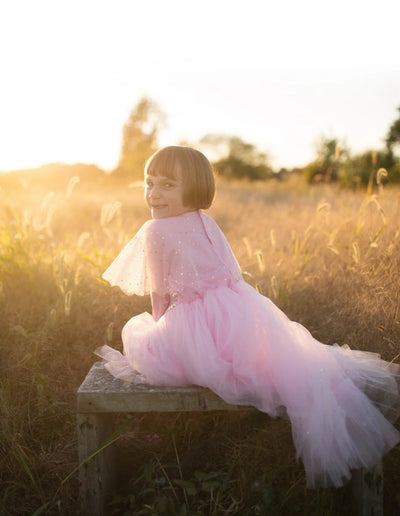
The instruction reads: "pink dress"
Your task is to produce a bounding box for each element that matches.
[96,210,400,488]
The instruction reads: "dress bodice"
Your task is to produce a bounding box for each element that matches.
[102,210,242,318]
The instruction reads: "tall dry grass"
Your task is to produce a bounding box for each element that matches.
[0,172,399,515]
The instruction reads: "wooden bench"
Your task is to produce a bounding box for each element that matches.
[77,362,383,516]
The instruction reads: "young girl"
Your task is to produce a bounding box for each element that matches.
[96,146,400,488]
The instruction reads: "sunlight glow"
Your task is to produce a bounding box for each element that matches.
[0,0,399,172]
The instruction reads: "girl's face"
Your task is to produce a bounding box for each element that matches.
[145,170,193,219]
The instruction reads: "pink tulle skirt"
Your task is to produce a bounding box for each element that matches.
[96,280,400,487]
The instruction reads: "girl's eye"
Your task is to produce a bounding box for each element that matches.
[160,181,175,189]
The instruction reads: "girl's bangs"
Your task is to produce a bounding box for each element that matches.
[146,150,179,179]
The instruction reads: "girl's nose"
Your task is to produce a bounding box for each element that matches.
[149,186,160,198]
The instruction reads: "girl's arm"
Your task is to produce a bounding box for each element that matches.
[150,291,170,321]
[145,222,171,321]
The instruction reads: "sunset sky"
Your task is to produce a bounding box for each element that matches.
[0,0,399,172]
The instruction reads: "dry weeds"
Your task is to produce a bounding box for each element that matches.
[0,173,399,515]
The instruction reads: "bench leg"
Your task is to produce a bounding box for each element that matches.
[77,413,116,516]
[351,461,383,516]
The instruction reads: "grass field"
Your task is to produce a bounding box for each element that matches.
[0,171,399,515]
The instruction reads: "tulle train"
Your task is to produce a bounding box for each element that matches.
[95,280,400,487]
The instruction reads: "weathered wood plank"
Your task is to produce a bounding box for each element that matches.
[77,412,116,516]
[77,362,252,413]
[352,460,383,516]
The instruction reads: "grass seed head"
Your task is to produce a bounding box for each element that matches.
[66,176,80,198]
[376,168,388,185]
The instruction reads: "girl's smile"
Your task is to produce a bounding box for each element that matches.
[145,174,193,219]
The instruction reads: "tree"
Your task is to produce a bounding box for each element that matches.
[385,106,400,152]
[200,134,272,180]
[303,136,349,183]
[116,97,166,179]
[342,149,399,187]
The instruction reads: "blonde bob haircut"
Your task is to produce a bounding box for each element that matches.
[144,146,215,210]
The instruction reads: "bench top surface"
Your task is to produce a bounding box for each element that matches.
[77,362,251,413]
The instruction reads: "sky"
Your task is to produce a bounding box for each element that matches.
[0,0,399,172]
